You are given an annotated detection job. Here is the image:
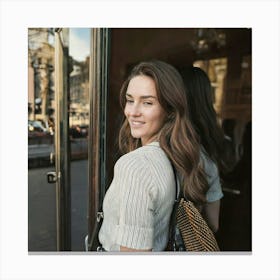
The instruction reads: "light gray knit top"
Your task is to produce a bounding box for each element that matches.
[98,142,223,251]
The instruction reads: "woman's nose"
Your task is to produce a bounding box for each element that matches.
[128,103,141,116]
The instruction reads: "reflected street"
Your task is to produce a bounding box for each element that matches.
[28,159,88,251]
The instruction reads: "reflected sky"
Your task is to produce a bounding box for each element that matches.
[69,28,90,62]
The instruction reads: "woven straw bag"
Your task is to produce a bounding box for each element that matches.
[166,164,220,252]
[176,198,220,251]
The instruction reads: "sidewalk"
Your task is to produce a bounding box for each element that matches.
[28,138,88,168]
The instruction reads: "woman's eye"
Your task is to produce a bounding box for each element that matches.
[126,99,134,104]
[143,101,153,105]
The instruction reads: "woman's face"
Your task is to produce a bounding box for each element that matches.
[124,75,166,146]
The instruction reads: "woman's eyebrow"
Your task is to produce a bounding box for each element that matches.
[141,95,157,100]
[126,93,157,99]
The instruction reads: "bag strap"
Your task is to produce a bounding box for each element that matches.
[88,205,103,251]
[167,164,182,250]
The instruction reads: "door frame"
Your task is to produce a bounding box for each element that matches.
[87,28,110,251]
[54,28,71,251]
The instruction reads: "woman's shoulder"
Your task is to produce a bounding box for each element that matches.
[116,142,170,172]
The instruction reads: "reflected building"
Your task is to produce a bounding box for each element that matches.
[69,56,90,127]
[28,28,90,131]
[28,28,55,127]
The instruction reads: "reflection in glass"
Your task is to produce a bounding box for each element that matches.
[69,28,90,250]
[69,29,90,158]
[28,28,56,251]
[28,28,91,251]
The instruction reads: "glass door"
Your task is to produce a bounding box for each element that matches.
[28,28,57,251]
[68,28,90,251]
[49,28,91,251]
[28,28,107,252]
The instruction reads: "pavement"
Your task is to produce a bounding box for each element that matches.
[28,159,88,252]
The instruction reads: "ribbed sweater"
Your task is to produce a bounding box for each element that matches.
[98,142,175,251]
[98,142,223,251]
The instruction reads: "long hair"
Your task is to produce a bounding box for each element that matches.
[119,60,208,204]
[180,66,225,171]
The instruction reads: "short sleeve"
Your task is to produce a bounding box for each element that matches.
[115,156,157,250]
[201,152,224,203]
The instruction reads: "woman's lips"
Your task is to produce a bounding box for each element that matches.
[130,120,145,128]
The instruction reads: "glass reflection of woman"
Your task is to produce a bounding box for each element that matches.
[98,61,223,252]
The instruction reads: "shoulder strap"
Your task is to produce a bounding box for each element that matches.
[171,164,181,200]
[167,164,181,250]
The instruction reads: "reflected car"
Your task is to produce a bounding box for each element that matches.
[28,120,52,139]
[28,120,48,132]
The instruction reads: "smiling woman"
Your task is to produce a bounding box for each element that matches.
[124,75,166,145]
[96,60,222,252]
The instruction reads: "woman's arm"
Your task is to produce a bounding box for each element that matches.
[202,199,221,233]
[120,246,152,252]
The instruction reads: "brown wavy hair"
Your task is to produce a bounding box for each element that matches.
[118,60,208,204]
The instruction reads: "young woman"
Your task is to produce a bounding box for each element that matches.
[180,66,225,232]
[98,61,223,252]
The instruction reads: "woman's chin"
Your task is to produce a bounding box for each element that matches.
[130,131,142,139]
